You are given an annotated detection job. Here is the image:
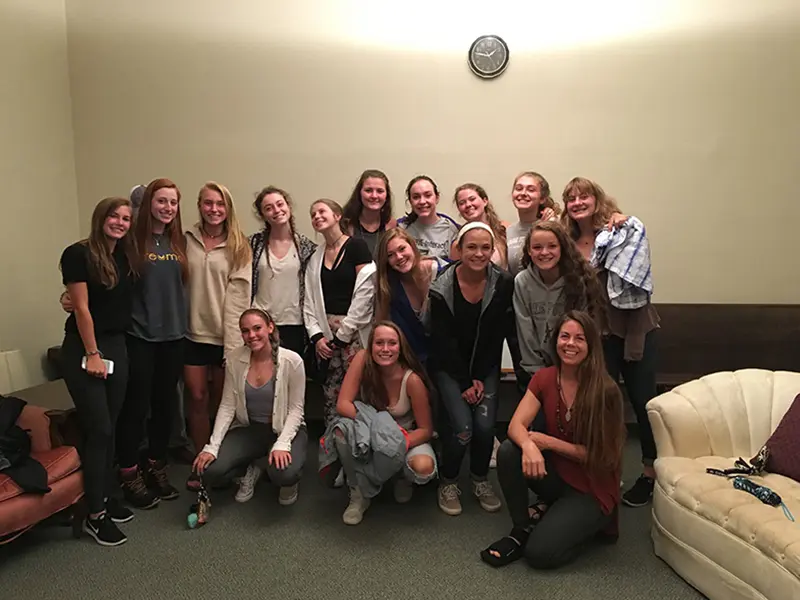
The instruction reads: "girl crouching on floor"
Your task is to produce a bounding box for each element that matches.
[334,322,436,525]
[193,309,307,507]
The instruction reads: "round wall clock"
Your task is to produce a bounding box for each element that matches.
[468,35,509,79]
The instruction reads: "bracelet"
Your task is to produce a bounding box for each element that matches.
[85,350,101,357]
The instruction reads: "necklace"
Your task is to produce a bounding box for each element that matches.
[326,233,345,251]
[555,371,574,436]
[202,226,223,240]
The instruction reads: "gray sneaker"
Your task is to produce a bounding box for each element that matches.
[343,486,370,525]
[472,479,502,512]
[393,478,414,504]
[278,483,299,506]
[437,482,462,516]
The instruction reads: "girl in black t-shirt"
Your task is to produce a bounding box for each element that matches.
[59,197,137,546]
[303,199,376,427]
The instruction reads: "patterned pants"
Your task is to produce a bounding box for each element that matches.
[322,315,363,426]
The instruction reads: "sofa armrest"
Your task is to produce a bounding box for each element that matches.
[647,390,715,459]
[647,369,800,460]
[15,405,53,453]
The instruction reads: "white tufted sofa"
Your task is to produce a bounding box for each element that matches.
[646,369,800,600]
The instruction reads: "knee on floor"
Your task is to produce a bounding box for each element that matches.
[524,538,565,570]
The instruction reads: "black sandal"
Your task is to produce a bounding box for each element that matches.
[529,502,548,523]
[480,535,525,567]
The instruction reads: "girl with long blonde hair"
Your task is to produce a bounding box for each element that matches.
[374,228,438,365]
[184,181,253,490]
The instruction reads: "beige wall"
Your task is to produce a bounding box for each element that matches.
[0,0,79,385]
[60,0,798,306]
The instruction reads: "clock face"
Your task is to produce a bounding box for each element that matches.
[468,35,509,79]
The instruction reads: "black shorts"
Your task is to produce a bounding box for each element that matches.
[184,339,224,367]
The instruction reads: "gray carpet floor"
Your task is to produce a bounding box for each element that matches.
[0,435,703,600]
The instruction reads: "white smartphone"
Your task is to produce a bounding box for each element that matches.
[81,355,115,375]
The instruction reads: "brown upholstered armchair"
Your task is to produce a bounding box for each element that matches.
[0,404,83,543]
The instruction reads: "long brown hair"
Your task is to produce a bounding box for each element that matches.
[198,182,251,270]
[512,171,561,218]
[361,321,430,411]
[374,229,430,322]
[81,197,137,288]
[552,311,624,475]
[134,177,188,278]
[453,183,507,266]
[522,221,607,329]
[239,308,281,366]
[560,177,621,240]
[254,185,300,276]
[343,169,393,232]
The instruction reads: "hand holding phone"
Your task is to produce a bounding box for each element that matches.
[82,354,114,378]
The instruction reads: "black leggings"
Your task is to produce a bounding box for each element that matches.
[496,440,612,569]
[603,330,658,466]
[61,332,128,514]
[276,324,306,357]
[116,335,184,469]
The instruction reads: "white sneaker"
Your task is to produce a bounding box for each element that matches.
[234,464,262,503]
[489,437,501,469]
[343,486,370,525]
[333,468,345,488]
[278,483,299,506]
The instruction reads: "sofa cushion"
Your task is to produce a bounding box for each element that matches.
[656,455,800,580]
[0,446,81,503]
[766,393,800,482]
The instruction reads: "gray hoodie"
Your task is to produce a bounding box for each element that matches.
[513,265,566,375]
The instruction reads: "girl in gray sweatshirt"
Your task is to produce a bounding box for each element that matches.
[513,221,606,381]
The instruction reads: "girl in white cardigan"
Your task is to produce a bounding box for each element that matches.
[304,199,377,426]
[193,308,307,506]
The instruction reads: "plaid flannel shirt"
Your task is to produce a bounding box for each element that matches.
[590,217,653,309]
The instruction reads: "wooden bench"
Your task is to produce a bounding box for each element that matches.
[655,303,800,391]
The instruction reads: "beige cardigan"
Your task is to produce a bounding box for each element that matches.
[185,225,252,356]
[203,345,306,456]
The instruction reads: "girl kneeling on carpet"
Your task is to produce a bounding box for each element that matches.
[334,322,436,525]
[481,310,625,569]
[192,308,307,506]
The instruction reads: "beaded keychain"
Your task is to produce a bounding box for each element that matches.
[732,476,795,522]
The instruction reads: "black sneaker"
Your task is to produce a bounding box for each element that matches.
[83,513,127,547]
[120,467,161,509]
[622,475,655,507]
[144,459,180,500]
[106,497,134,523]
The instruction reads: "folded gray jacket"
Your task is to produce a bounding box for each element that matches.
[318,401,408,498]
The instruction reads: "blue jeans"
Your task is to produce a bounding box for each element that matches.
[435,369,500,481]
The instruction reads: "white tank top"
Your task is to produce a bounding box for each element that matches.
[386,370,415,430]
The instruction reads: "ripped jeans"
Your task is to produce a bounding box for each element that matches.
[435,369,499,481]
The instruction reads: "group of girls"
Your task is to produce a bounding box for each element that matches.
[58,168,659,572]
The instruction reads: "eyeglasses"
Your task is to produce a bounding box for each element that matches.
[565,193,592,203]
